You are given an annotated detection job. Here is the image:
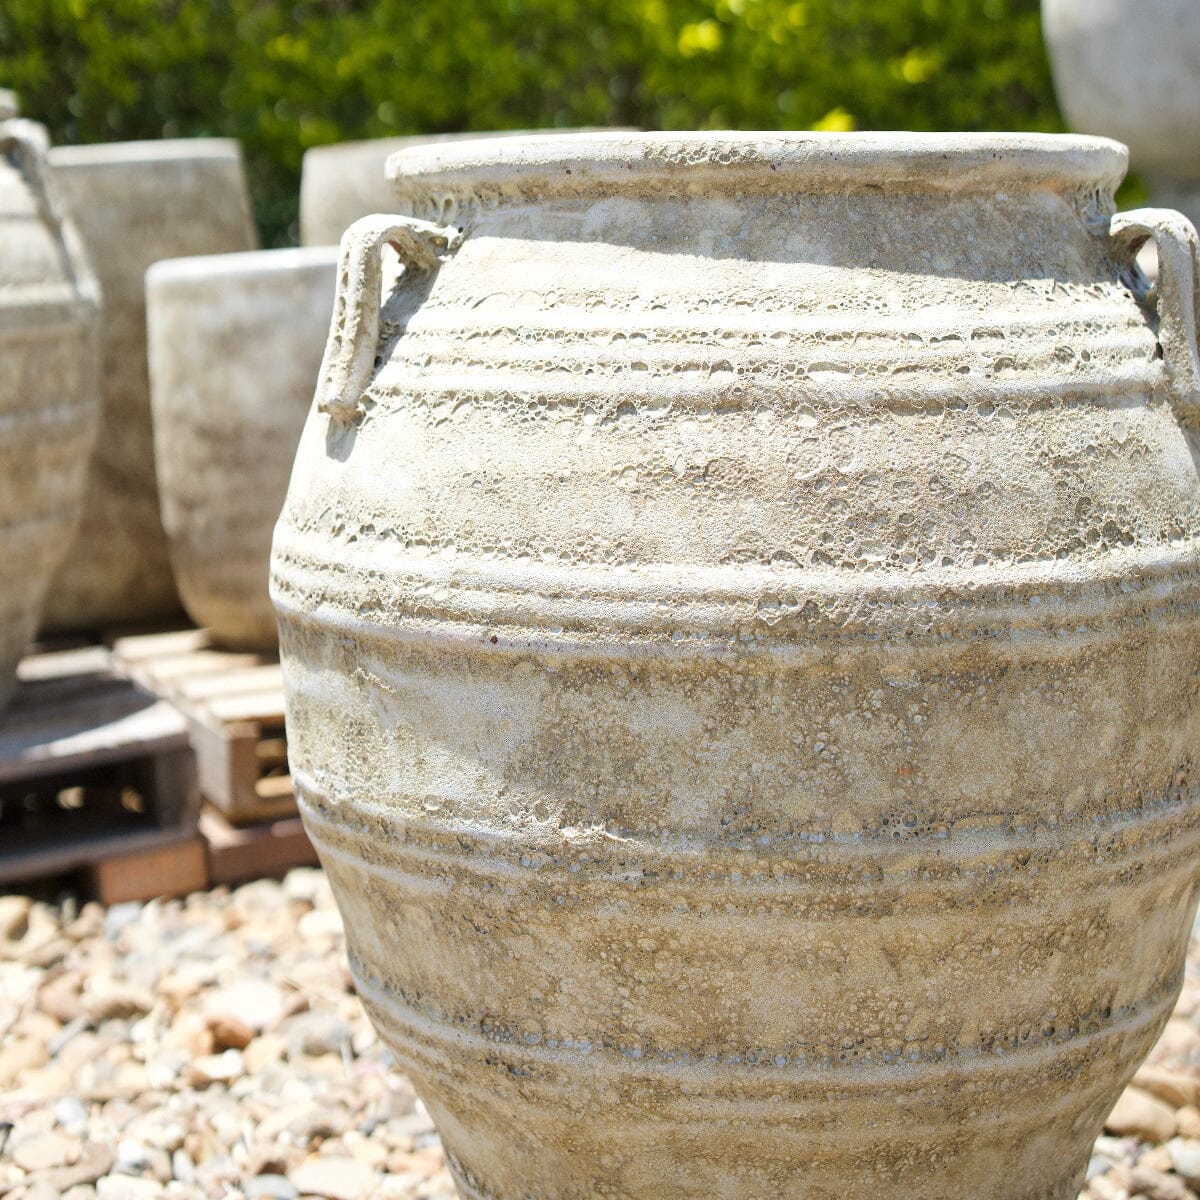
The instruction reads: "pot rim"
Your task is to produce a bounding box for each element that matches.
[386,130,1128,197]
[147,244,338,286]
[48,137,244,167]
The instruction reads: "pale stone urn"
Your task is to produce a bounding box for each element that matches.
[272,132,1200,1200]
[146,247,338,649]
[0,120,100,703]
[1043,0,1200,228]
[42,139,257,632]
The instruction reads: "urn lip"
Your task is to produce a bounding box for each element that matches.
[47,137,245,168]
[386,130,1128,197]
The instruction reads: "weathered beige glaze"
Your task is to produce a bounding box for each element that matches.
[146,247,337,648]
[299,129,623,246]
[0,120,99,703]
[272,132,1200,1200]
[1044,0,1200,228]
[43,139,257,632]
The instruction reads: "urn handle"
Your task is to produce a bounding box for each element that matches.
[0,119,98,305]
[1110,208,1200,425]
[316,213,463,423]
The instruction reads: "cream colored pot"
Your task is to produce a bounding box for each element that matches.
[43,139,257,632]
[1044,0,1200,226]
[0,120,99,703]
[272,132,1200,1200]
[146,247,337,649]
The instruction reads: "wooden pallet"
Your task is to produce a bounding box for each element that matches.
[0,646,202,896]
[110,629,294,825]
[200,805,318,887]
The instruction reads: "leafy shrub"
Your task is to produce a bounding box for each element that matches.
[0,0,1061,245]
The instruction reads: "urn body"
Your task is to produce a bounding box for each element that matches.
[147,246,338,648]
[0,121,99,703]
[44,139,257,631]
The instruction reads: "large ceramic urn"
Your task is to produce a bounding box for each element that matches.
[0,120,99,703]
[42,139,257,632]
[272,132,1200,1200]
[1044,0,1200,228]
[146,246,338,649]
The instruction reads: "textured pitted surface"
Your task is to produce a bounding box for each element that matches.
[147,246,337,648]
[43,139,257,632]
[272,132,1200,1199]
[0,120,99,705]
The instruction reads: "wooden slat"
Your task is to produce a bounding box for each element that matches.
[201,806,316,886]
[105,629,293,825]
[109,628,211,663]
[88,834,208,904]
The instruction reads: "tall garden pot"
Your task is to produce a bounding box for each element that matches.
[272,132,1200,1200]
[146,246,338,649]
[42,139,257,632]
[0,120,99,704]
[1043,0,1200,228]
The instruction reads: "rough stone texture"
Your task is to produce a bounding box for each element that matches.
[43,139,257,633]
[146,247,337,649]
[2,871,1200,1198]
[0,119,100,706]
[0,871,458,1200]
[272,131,1200,1200]
[299,130,622,247]
[1043,0,1200,227]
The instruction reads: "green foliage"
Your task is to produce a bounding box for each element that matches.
[0,0,1063,245]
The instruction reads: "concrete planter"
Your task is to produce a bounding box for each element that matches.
[300,129,623,246]
[273,132,1200,1200]
[0,120,100,703]
[1044,0,1200,227]
[147,247,338,649]
[43,138,257,632]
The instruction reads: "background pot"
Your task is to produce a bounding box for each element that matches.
[0,120,100,704]
[42,138,257,633]
[147,246,338,649]
[1043,0,1200,225]
[299,128,626,246]
[273,132,1200,1199]
[0,92,19,120]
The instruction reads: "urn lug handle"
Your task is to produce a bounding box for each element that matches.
[0,118,99,307]
[316,213,463,423]
[1110,208,1200,425]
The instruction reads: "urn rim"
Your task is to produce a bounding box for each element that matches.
[146,243,338,287]
[386,130,1128,197]
[47,137,245,168]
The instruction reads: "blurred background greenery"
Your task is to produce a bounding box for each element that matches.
[1,0,1064,245]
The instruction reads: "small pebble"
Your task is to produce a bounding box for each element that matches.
[289,1156,377,1200]
[1107,1087,1179,1143]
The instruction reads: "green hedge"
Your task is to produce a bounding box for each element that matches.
[0,0,1062,245]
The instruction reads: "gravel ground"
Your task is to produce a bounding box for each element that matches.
[0,869,1198,1200]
